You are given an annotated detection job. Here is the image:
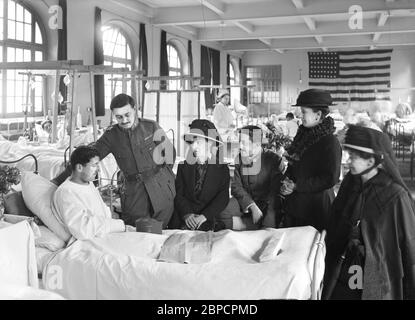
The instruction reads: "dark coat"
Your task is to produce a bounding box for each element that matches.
[284,134,342,231]
[324,171,415,300]
[232,150,284,217]
[174,161,230,223]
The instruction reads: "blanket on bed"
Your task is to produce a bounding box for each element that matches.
[42,226,324,300]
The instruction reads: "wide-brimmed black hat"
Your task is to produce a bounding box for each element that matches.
[183,119,223,144]
[343,125,386,155]
[342,124,410,195]
[292,88,335,107]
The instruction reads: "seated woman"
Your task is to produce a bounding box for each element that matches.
[218,125,285,230]
[169,119,230,231]
[323,125,415,300]
[52,145,132,242]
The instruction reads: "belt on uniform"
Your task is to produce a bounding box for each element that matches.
[125,166,162,182]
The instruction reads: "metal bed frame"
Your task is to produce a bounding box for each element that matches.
[0,154,39,174]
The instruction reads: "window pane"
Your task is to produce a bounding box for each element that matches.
[35,23,42,44]
[102,26,132,109]
[24,8,31,24]
[127,45,131,59]
[0,18,3,40]
[229,63,234,78]
[35,97,42,112]
[24,49,30,61]
[35,51,42,62]
[8,0,15,20]
[0,45,2,61]
[0,0,4,17]
[16,21,23,41]
[16,3,23,22]
[15,47,23,62]
[24,22,31,42]
[7,47,15,62]
[8,20,15,39]
[7,97,14,113]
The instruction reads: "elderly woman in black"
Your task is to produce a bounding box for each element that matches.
[323,125,415,300]
[280,89,342,231]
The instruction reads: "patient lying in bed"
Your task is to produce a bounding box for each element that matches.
[52,145,130,241]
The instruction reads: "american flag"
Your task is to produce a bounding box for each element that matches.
[308,49,393,102]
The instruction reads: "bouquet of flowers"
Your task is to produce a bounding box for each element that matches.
[263,122,292,156]
[0,165,21,214]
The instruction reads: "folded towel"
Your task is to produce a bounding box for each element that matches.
[158,231,213,264]
[258,233,285,262]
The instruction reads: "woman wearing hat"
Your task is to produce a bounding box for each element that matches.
[323,125,415,300]
[280,89,342,231]
[212,89,235,140]
[169,119,230,231]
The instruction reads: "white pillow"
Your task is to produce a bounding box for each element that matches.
[35,226,66,252]
[21,172,71,242]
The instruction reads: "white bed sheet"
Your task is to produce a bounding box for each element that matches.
[0,221,38,288]
[0,140,117,184]
[35,247,56,277]
[43,226,325,300]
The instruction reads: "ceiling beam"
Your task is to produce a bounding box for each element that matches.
[378,12,389,26]
[291,0,304,9]
[173,25,198,36]
[373,32,382,41]
[259,38,272,46]
[199,0,226,16]
[152,0,414,26]
[315,35,323,44]
[223,33,415,51]
[110,0,154,18]
[197,17,415,41]
[303,17,316,30]
[234,21,255,34]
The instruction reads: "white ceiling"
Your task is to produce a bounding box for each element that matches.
[127,0,415,53]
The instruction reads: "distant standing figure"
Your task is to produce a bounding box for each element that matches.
[285,112,299,139]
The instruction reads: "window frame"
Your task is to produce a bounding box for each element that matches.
[245,65,281,105]
[0,0,47,118]
[166,42,183,91]
[102,24,135,109]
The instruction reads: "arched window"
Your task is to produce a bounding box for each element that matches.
[102,25,134,108]
[229,59,241,103]
[0,0,46,117]
[167,43,182,90]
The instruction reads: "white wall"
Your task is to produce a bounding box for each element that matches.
[243,47,415,115]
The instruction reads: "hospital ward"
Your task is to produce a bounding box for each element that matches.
[1,0,415,302]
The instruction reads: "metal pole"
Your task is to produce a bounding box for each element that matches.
[23,72,31,132]
[51,70,61,143]
[69,71,77,157]
[89,71,98,142]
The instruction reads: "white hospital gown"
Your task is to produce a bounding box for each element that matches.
[52,179,125,240]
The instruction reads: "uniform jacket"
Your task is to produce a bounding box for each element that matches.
[94,118,176,213]
[232,150,284,215]
[324,171,415,300]
[285,134,342,231]
[174,160,230,223]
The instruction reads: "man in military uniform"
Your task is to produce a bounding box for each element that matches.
[52,94,176,228]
